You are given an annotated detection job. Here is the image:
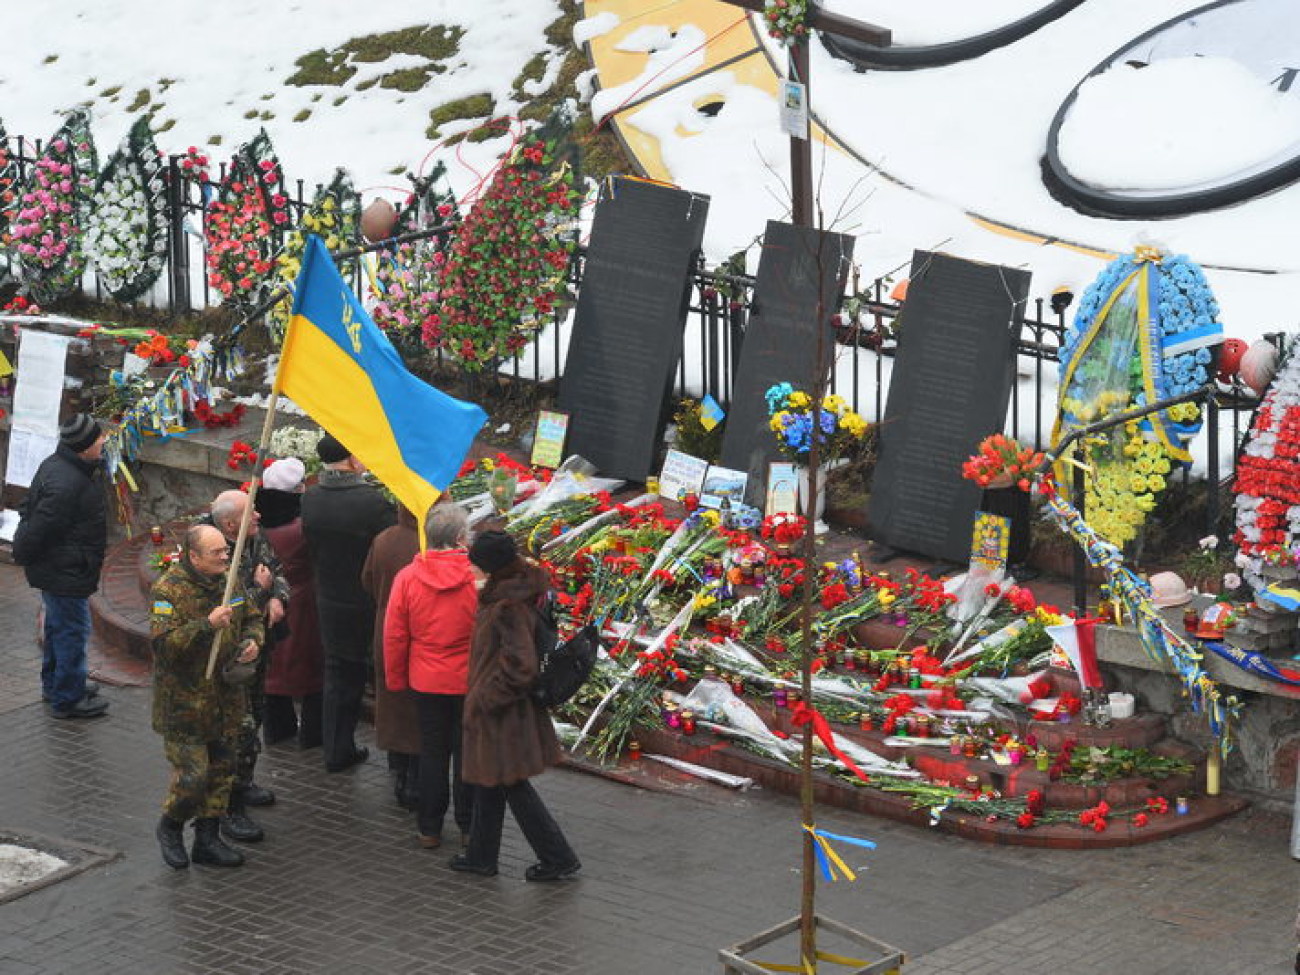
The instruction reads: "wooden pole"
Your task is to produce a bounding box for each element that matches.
[789,38,813,228]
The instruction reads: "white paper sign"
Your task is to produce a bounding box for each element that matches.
[4,428,58,488]
[658,448,708,502]
[11,329,69,437]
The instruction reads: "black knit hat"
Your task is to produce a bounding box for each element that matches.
[317,433,350,464]
[59,414,102,454]
[468,530,518,575]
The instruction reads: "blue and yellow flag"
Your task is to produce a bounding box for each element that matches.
[278,235,486,520]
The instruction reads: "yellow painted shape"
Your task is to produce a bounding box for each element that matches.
[584,0,1121,266]
[583,0,838,180]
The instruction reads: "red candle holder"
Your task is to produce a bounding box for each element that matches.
[680,710,697,735]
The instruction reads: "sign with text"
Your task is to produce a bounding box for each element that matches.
[865,251,1031,562]
[559,177,709,480]
[658,448,709,502]
[720,221,854,507]
[530,410,569,469]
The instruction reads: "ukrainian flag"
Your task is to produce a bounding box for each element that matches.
[278,235,486,520]
[1259,583,1300,613]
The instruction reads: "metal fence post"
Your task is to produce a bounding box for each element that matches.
[166,155,191,314]
[1073,461,1088,616]
[1206,391,1220,537]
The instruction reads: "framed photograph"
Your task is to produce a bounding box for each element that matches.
[700,463,748,509]
[766,461,799,517]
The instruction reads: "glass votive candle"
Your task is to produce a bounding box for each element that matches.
[680,710,697,735]
[664,703,681,729]
[627,740,642,761]
[645,476,660,496]
[772,687,789,708]
[1175,796,1189,816]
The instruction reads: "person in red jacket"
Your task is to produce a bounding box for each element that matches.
[383,502,478,849]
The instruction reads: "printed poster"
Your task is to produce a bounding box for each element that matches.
[970,511,1010,571]
[530,410,569,469]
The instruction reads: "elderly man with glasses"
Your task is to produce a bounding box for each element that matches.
[149,524,265,870]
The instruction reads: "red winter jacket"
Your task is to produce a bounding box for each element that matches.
[383,548,478,694]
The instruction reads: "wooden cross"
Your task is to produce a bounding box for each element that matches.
[718,0,890,226]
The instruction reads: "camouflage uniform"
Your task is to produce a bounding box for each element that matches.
[151,559,265,822]
[196,513,288,789]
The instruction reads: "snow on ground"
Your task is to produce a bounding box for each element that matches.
[5,1,564,204]
[0,843,66,894]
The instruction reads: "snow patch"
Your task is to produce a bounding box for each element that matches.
[1057,56,1300,192]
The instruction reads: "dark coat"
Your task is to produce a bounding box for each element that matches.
[301,470,396,661]
[361,512,421,755]
[462,562,560,788]
[262,518,324,698]
[12,444,106,597]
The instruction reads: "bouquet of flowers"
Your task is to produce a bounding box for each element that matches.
[763,0,808,44]
[961,434,1044,491]
[760,512,806,547]
[85,117,168,303]
[765,383,869,465]
[434,131,580,372]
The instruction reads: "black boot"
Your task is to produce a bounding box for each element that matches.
[219,792,264,843]
[240,783,276,807]
[192,818,244,867]
[155,815,189,870]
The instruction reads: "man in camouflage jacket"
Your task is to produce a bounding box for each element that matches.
[201,489,289,836]
[151,524,265,870]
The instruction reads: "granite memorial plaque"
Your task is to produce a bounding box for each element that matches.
[719,220,854,506]
[866,251,1031,562]
[558,177,709,480]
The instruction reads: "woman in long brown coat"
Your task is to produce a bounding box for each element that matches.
[257,459,324,750]
[450,530,580,882]
[361,505,423,808]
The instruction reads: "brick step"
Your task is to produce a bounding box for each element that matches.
[90,530,155,663]
[630,724,1245,848]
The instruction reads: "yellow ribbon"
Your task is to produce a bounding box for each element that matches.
[752,950,892,972]
[804,823,857,882]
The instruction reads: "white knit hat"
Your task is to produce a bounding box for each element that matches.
[262,457,306,493]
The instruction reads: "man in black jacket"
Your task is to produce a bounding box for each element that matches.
[13,414,109,719]
[301,434,395,772]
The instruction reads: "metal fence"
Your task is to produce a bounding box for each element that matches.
[4,136,1259,492]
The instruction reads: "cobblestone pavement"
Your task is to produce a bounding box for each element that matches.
[0,563,1295,974]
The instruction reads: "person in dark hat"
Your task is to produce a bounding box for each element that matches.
[13,413,110,718]
[301,433,395,772]
[451,531,580,882]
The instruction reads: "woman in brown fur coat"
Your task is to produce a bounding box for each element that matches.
[451,531,580,882]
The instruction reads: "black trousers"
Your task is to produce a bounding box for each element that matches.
[322,657,368,768]
[466,779,577,869]
[412,691,472,839]
[264,692,323,749]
